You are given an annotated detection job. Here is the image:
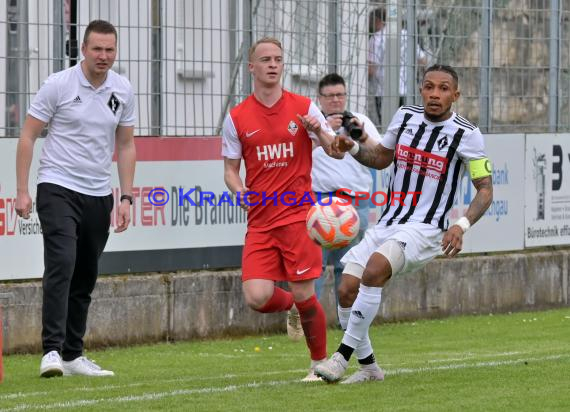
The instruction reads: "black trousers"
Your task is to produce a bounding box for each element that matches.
[37,183,113,360]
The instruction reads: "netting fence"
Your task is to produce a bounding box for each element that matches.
[1,0,569,137]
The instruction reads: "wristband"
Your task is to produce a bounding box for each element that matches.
[120,194,133,205]
[454,216,471,233]
[348,143,360,156]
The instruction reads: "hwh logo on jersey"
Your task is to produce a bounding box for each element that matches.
[256,142,294,161]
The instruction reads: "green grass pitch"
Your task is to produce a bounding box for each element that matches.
[1,308,569,411]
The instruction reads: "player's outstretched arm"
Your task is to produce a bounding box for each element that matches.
[351,141,394,170]
[296,113,336,155]
[442,175,493,257]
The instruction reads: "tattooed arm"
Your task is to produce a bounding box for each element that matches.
[336,135,394,170]
[442,175,493,257]
[464,176,493,225]
[353,143,394,170]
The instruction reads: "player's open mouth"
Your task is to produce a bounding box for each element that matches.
[427,102,441,109]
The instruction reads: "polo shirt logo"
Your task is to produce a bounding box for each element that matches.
[108,93,120,115]
[73,95,82,103]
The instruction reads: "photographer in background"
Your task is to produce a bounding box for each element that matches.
[311,73,381,311]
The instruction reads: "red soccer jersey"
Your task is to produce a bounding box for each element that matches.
[222,90,329,232]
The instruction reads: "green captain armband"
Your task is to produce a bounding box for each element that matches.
[469,158,492,180]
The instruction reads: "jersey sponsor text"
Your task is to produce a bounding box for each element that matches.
[256,142,294,161]
[396,144,448,174]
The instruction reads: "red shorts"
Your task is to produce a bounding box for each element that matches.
[242,221,322,282]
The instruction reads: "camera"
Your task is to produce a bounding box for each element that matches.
[341,111,363,140]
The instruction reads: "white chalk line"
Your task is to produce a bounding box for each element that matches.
[1,353,568,411]
[0,379,299,411]
[387,354,566,375]
[0,350,560,402]
[0,349,537,401]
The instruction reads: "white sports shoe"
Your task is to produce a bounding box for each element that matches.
[62,356,115,377]
[40,350,63,378]
[287,304,304,342]
[301,359,325,382]
[314,352,348,383]
[341,365,385,384]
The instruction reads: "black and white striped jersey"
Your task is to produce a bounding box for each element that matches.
[378,105,487,230]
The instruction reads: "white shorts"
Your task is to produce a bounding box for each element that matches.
[340,222,443,278]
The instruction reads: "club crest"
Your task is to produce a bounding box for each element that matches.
[288,120,298,136]
[108,93,120,115]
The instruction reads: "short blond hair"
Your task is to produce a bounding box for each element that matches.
[248,37,283,61]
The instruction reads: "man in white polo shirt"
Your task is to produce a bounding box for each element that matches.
[311,73,381,306]
[15,20,136,378]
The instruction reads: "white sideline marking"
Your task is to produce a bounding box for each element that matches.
[1,353,568,411]
[387,354,566,376]
[425,350,529,363]
[0,368,310,401]
[0,349,539,401]
[1,380,299,411]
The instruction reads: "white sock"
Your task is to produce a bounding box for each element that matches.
[342,285,382,350]
[337,305,351,330]
[338,304,373,360]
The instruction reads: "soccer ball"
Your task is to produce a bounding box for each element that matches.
[306,197,360,249]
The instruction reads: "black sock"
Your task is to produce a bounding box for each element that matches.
[358,353,376,366]
[337,343,354,362]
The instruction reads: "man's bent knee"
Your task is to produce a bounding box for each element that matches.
[242,281,274,310]
[376,239,405,275]
[288,279,314,302]
[362,240,405,287]
[362,266,391,287]
[244,294,270,310]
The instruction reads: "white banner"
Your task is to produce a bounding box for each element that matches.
[105,161,247,252]
[525,134,570,247]
[449,134,525,253]
[0,138,249,279]
[0,139,43,279]
[0,133,537,279]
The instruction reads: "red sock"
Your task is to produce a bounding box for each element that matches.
[295,294,327,361]
[257,287,294,313]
